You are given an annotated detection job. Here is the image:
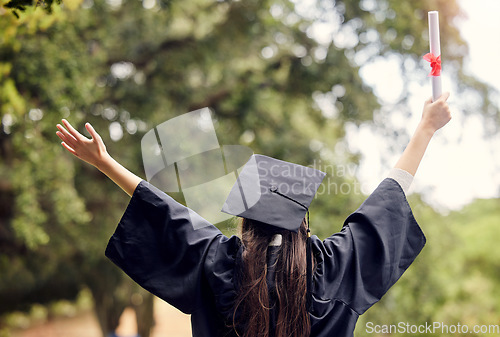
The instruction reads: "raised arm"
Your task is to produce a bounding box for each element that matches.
[394,92,451,176]
[56,119,142,197]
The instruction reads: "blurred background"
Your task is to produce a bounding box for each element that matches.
[1,0,499,336]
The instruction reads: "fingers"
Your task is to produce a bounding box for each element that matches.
[425,92,449,107]
[56,124,78,147]
[85,122,102,142]
[61,119,86,141]
[437,92,450,102]
[61,141,78,156]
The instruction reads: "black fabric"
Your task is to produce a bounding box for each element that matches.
[106,178,425,337]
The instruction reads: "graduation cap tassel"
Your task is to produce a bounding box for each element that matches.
[306,211,312,311]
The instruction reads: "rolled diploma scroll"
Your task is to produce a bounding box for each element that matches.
[428,11,442,102]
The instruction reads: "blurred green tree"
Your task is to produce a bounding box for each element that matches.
[357,196,500,337]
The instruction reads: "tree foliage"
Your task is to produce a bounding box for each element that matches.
[3,0,60,18]
[358,196,500,337]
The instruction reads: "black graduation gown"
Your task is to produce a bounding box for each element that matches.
[105,178,426,337]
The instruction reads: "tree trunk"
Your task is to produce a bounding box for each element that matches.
[91,284,128,337]
[134,290,154,337]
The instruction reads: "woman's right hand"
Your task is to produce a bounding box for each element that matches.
[393,92,452,177]
[56,119,109,169]
[419,92,452,134]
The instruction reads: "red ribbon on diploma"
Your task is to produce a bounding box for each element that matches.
[423,53,441,76]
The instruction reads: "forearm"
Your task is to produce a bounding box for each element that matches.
[394,123,434,176]
[96,154,143,197]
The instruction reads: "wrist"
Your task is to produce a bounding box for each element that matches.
[95,152,114,173]
[415,122,436,139]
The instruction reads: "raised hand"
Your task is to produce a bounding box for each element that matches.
[56,119,109,169]
[420,92,452,134]
[393,92,452,176]
[56,119,141,196]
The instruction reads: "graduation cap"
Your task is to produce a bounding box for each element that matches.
[221,154,325,231]
[221,154,326,309]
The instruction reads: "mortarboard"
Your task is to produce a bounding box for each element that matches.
[221,154,326,232]
[221,154,326,310]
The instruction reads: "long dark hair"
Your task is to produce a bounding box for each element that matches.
[232,218,311,337]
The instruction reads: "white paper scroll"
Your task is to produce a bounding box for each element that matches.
[428,11,442,102]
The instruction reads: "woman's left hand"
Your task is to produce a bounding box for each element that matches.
[56,119,109,169]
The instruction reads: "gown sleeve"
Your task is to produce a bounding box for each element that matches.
[313,178,426,315]
[105,180,224,314]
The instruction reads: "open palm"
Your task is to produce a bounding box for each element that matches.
[56,119,108,168]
